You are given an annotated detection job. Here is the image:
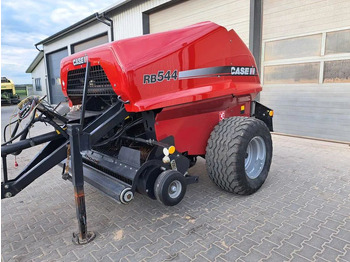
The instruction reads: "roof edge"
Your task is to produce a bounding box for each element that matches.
[35,0,131,46]
[35,13,97,46]
[26,51,44,73]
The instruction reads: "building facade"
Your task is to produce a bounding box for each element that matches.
[27,0,350,141]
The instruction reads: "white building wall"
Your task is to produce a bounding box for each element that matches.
[44,22,110,54]
[31,58,46,97]
[149,0,250,46]
[263,0,350,40]
[111,0,171,40]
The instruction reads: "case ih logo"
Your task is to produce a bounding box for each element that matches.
[73,56,87,66]
[176,66,257,81]
[231,66,256,76]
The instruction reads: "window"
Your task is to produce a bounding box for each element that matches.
[265,34,322,61]
[324,60,350,83]
[1,77,11,83]
[35,78,42,91]
[263,28,350,85]
[264,63,320,84]
[325,29,350,55]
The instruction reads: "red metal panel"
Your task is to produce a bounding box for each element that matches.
[154,95,252,155]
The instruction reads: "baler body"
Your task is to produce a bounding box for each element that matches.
[61,22,261,155]
[2,21,273,214]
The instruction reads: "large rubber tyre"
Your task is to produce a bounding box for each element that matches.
[154,170,187,206]
[206,117,272,195]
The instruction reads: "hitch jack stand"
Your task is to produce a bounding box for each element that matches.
[68,124,95,244]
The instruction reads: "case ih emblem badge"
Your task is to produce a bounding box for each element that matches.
[73,56,88,66]
[177,66,257,80]
[231,66,256,76]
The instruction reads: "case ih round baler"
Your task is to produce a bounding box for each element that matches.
[1,22,273,244]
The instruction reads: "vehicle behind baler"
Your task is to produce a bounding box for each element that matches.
[1,22,273,244]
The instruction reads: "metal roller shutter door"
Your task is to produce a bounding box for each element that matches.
[260,0,350,142]
[149,0,250,46]
[47,48,68,104]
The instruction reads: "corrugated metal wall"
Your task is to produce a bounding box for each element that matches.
[110,0,170,40]
[149,0,250,46]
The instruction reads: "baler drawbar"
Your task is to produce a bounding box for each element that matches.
[1,22,273,244]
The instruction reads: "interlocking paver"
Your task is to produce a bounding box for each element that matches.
[198,244,226,261]
[294,243,320,260]
[263,251,289,262]
[316,245,345,261]
[303,233,329,251]
[285,232,309,248]
[240,248,267,262]
[107,246,135,261]
[290,253,310,262]
[2,105,350,262]
[326,236,349,252]
[254,238,279,256]
[273,240,297,259]
[219,246,246,261]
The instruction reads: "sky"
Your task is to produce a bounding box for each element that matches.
[1,0,119,84]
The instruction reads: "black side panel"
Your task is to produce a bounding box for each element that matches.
[252,101,273,132]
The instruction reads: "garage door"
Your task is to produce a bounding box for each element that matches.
[47,48,68,104]
[72,33,109,54]
[260,0,350,142]
[150,0,250,46]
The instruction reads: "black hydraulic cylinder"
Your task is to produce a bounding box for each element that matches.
[67,124,95,244]
[1,131,61,156]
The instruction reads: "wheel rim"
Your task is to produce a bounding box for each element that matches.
[245,136,266,179]
[168,180,182,198]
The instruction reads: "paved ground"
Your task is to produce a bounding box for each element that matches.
[1,105,350,262]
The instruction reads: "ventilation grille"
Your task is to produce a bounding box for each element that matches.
[67,65,116,96]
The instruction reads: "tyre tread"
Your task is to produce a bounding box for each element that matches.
[205,117,272,195]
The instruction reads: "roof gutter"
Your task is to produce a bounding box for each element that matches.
[95,12,114,41]
[33,0,130,47]
[35,44,43,52]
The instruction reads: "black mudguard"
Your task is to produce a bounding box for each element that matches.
[251,101,273,132]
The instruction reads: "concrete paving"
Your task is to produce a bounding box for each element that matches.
[1,105,350,262]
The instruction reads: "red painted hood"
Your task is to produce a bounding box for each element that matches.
[61,21,261,112]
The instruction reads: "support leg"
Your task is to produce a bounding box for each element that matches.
[68,124,95,244]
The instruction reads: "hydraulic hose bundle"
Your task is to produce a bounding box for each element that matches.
[2,96,68,149]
